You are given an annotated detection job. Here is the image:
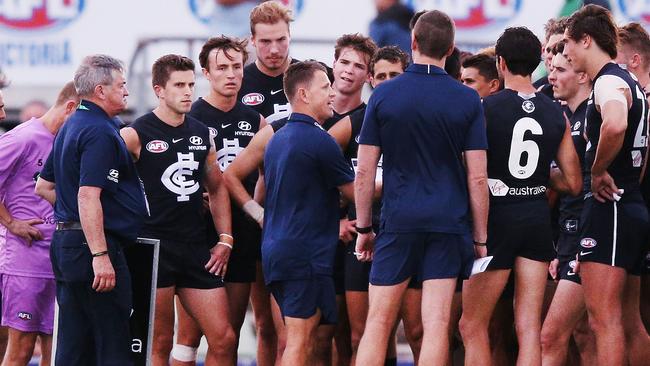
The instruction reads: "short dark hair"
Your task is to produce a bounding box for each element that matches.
[409,10,425,30]
[495,27,542,77]
[413,10,455,59]
[199,36,248,71]
[369,46,409,75]
[618,22,650,66]
[566,4,618,59]
[151,54,195,88]
[445,47,462,80]
[283,60,327,102]
[462,53,499,82]
[334,33,378,66]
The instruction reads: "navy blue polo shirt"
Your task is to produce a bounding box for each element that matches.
[41,100,148,242]
[262,113,355,283]
[359,63,487,234]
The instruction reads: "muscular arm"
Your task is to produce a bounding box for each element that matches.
[354,145,380,229]
[204,145,232,237]
[223,125,274,225]
[592,100,629,176]
[464,150,489,255]
[353,145,380,261]
[35,176,56,205]
[119,127,141,161]
[78,185,115,292]
[328,115,353,151]
[550,120,582,195]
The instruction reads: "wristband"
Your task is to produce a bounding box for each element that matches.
[92,250,109,257]
[219,233,234,241]
[473,241,487,247]
[355,225,373,234]
[217,241,233,250]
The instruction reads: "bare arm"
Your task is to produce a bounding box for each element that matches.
[35,176,56,206]
[354,145,380,262]
[550,120,582,195]
[464,150,489,258]
[328,115,353,151]
[591,99,628,202]
[0,201,43,245]
[78,186,115,292]
[119,127,141,161]
[223,125,274,226]
[204,143,233,276]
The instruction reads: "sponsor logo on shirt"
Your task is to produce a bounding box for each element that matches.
[17,312,32,320]
[238,121,252,131]
[242,93,264,106]
[146,140,169,153]
[107,169,119,183]
[188,136,207,150]
[563,219,578,233]
[580,238,597,248]
[487,178,546,197]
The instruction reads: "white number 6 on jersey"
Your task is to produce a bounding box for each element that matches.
[508,117,543,179]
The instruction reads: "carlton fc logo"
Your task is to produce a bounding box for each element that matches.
[0,0,85,31]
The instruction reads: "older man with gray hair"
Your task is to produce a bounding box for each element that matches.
[36,54,148,365]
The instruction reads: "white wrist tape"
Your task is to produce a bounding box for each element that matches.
[243,200,264,225]
[171,344,197,362]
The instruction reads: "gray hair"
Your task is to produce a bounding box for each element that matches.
[74,54,125,97]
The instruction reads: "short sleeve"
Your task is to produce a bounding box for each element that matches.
[464,96,488,151]
[594,74,629,108]
[0,133,23,189]
[358,92,381,146]
[78,127,120,192]
[319,134,355,188]
[40,150,55,183]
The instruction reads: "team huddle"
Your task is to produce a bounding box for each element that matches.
[0,1,649,366]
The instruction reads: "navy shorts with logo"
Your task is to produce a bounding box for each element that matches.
[157,238,224,289]
[206,211,261,283]
[578,192,649,272]
[558,258,581,284]
[269,276,337,325]
[370,231,474,286]
[487,201,556,270]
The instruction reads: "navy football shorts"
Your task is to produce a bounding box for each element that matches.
[269,276,337,325]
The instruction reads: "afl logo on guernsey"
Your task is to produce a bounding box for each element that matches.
[0,0,85,31]
[580,238,597,248]
[242,93,264,106]
[208,127,218,138]
[146,140,169,153]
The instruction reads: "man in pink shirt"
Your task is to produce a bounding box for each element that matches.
[0,82,78,366]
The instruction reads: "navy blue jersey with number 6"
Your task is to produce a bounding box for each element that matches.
[484,89,566,204]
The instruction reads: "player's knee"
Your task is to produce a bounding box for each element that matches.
[207,326,236,356]
[175,328,202,348]
[404,323,423,347]
[540,325,561,352]
[459,316,477,339]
